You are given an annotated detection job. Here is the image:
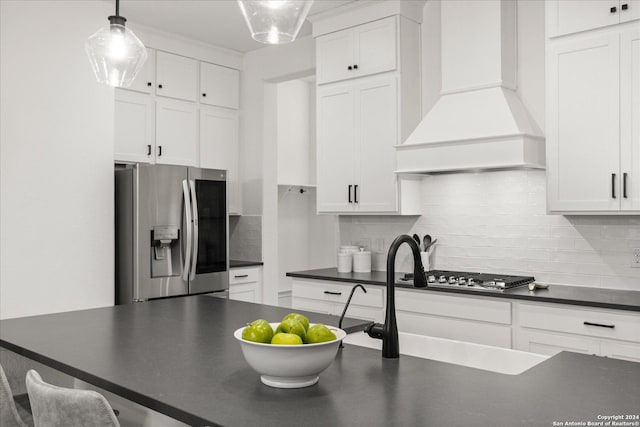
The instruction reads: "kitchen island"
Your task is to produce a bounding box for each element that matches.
[1,296,639,427]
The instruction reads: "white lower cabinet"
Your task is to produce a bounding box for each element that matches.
[514,302,640,362]
[291,279,384,323]
[395,290,512,348]
[229,267,262,304]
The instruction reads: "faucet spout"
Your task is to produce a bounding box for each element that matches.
[365,234,426,358]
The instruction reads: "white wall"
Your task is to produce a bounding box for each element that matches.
[240,36,317,305]
[0,1,115,319]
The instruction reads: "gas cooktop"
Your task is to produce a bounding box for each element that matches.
[400,270,535,292]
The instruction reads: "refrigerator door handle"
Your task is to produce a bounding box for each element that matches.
[189,180,199,281]
[182,179,193,281]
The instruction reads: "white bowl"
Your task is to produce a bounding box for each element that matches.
[233,322,347,388]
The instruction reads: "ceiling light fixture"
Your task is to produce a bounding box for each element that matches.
[237,0,314,45]
[85,0,147,88]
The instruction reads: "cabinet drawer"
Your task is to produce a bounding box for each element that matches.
[600,340,640,363]
[229,267,259,284]
[396,290,512,325]
[292,298,333,315]
[292,280,383,308]
[516,329,600,356]
[519,303,640,343]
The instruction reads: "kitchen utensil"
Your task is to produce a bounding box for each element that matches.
[412,234,421,249]
[234,323,347,388]
[353,249,372,273]
[425,238,438,252]
[422,235,432,252]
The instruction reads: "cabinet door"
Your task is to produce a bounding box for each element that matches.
[619,0,640,23]
[126,48,155,95]
[353,17,397,79]
[114,90,155,163]
[516,329,600,356]
[316,29,356,85]
[548,0,620,37]
[156,51,197,102]
[199,107,238,170]
[355,77,398,212]
[229,283,259,303]
[156,99,197,166]
[547,34,621,212]
[200,62,239,109]
[316,84,356,212]
[621,28,640,210]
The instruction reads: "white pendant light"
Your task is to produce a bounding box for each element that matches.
[238,0,314,45]
[85,0,147,88]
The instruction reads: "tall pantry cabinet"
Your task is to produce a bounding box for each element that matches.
[311,5,423,215]
[546,1,640,213]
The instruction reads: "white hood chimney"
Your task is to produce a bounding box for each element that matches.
[396,0,544,173]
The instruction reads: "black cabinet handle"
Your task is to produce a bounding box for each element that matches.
[347,65,353,70]
[354,184,359,203]
[147,144,151,156]
[202,93,207,97]
[158,146,162,157]
[623,173,628,198]
[158,84,163,89]
[348,185,352,203]
[612,173,616,199]
[147,82,152,87]
[323,290,342,296]
[584,321,615,329]
[353,64,358,69]
[621,3,628,10]
[234,274,249,278]
[610,6,617,13]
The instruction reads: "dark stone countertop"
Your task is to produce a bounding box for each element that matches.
[287,268,640,312]
[230,259,264,268]
[1,297,639,427]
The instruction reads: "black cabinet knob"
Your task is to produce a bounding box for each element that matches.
[147,82,152,87]
[621,3,628,10]
[353,64,358,69]
[158,84,163,89]
[610,6,617,13]
[347,65,353,70]
[202,93,207,97]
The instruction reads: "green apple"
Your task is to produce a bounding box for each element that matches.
[242,319,274,344]
[281,312,310,332]
[271,332,303,345]
[275,318,306,341]
[304,324,337,344]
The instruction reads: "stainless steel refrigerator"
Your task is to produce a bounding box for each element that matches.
[115,164,228,304]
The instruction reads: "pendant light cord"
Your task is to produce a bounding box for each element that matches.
[115,0,120,17]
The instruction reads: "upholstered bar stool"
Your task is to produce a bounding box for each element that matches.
[25,370,120,427]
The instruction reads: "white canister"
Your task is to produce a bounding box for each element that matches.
[337,252,353,273]
[353,249,372,273]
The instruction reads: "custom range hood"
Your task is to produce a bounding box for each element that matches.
[396,0,544,174]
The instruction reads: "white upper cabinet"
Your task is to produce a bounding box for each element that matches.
[155,99,197,166]
[546,0,640,214]
[200,62,240,109]
[620,28,640,210]
[126,48,156,95]
[314,11,421,215]
[155,51,198,102]
[547,34,621,212]
[316,16,397,85]
[548,0,640,38]
[114,90,155,163]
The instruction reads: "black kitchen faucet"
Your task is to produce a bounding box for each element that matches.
[365,234,427,358]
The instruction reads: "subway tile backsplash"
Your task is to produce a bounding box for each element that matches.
[339,170,640,291]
